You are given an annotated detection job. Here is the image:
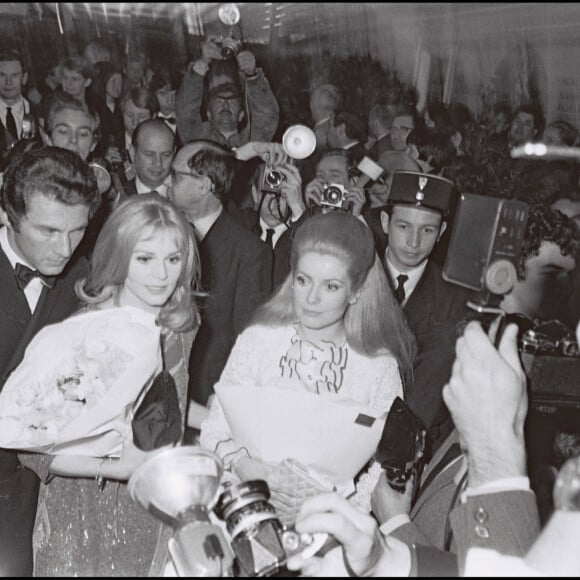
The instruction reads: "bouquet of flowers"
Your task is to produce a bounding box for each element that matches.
[0,306,162,457]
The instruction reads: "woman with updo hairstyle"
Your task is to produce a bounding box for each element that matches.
[201,211,416,519]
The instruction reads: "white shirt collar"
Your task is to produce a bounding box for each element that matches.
[384,249,428,306]
[192,205,223,241]
[259,216,288,248]
[0,225,34,270]
[314,116,331,129]
[135,175,169,197]
[343,140,359,151]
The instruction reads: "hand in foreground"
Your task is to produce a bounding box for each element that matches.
[286,493,411,577]
[371,471,413,525]
[303,177,326,208]
[235,141,288,166]
[442,321,528,488]
[344,185,366,216]
[276,163,305,216]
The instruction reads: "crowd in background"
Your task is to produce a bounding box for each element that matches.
[0,32,579,577]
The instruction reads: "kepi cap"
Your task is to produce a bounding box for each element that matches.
[388,171,456,215]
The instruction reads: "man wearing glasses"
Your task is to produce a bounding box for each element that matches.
[168,139,272,431]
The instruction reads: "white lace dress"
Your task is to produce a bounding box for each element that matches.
[200,323,403,511]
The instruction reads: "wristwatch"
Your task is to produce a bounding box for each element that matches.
[553,456,580,511]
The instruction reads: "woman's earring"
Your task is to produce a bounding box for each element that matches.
[349,297,358,305]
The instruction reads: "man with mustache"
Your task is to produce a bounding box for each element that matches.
[176,39,279,148]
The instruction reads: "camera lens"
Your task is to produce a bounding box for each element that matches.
[221,46,235,59]
[265,169,285,189]
[325,185,342,203]
[215,480,286,577]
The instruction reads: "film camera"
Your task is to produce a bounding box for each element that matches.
[129,447,332,577]
[262,125,317,195]
[320,183,348,210]
[375,397,429,500]
[213,36,243,60]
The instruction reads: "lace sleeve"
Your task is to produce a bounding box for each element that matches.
[370,355,404,414]
[351,460,382,513]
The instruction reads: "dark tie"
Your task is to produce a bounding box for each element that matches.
[15,263,56,291]
[160,116,176,125]
[5,107,18,140]
[264,227,275,248]
[394,274,408,303]
[149,190,160,196]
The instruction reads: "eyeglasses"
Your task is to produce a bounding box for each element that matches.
[171,169,204,181]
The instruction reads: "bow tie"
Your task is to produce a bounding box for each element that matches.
[159,116,176,125]
[15,263,56,291]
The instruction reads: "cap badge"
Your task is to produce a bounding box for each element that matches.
[416,176,428,201]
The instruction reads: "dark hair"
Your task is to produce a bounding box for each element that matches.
[408,127,456,173]
[60,56,93,80]
[369,103,397,129]
[88,61,123,106]
[517,202,579,280]
[132,118,175,150]
[512,104,545,136]
[186,139,236,201]
[0,48,25,69]
[544,120,578,147]
[1,146,100,230]
[333,111,367,143]
[150,68,180,93]
[122,85,159,116]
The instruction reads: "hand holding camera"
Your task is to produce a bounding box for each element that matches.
[371,470,413,524]
[442,321,528,489]
[200,38,224,64]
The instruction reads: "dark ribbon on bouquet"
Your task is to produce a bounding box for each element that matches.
[132,333,183,451]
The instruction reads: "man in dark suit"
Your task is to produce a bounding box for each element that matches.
[0,49,34,161]
[379,172,473,450]
[122,119,175,199]
[233,160,307,291]
[0,146,99,576]
[326,111,368,168]
[168,139,272,429]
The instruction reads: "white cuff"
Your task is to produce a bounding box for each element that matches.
[379,513,412,536]
[461,476,531,503]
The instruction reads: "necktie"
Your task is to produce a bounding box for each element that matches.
[15,263,56,291]
[149,190,160,196]
[394,274,408,304]
[160,116,176,125]
[264,228,275,248]
[5,107,18,140]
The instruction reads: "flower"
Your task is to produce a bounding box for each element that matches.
[0,306,162,456]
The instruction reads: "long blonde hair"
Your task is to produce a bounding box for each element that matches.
[76,193,202,332]
[250,212,416,390]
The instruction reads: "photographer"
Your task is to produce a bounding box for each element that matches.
[234,151,308,290]
[303,149,367,217]
[175,38,279,148]
[287,321,541,577]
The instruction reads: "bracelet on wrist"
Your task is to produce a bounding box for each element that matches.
[95,457,112,492]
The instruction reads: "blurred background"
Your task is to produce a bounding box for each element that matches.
[1,3,579,129]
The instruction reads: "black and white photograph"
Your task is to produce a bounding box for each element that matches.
[0,2,578,577]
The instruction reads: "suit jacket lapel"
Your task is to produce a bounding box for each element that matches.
[404,261,435,325]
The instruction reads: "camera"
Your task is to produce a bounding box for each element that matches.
[214,36,243,59]
[321,183,348,210]
[214,479,330,577]
[520,320,579,358]
[376,397,429,500]
[262,168,285,195]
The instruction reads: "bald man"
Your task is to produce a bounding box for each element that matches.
[124,118,175,198]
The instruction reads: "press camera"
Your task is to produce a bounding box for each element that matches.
[128,447,332,578]
[320,183,348,210]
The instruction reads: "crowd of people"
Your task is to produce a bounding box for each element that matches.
[0,33,578,577]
